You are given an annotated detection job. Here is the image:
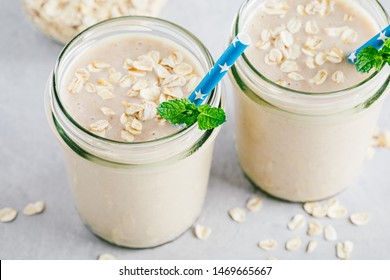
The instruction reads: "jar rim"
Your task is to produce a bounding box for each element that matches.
[52,16,221,147]
[233,0,390,96]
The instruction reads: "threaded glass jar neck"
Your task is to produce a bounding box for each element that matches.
[232,0,390,115]
[48,16,224,164]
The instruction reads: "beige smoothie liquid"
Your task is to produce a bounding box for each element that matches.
[244,0,377,92]
[49,26,222,248]
[231,0,388,201]
[61,34,202,142]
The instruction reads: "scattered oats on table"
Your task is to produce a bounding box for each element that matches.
[285,237,302,251]
[258,239,278,251]
[307,221,323,237]
[0,207,18,223]
[306,240,318,253]
[327,204,348,219]
[246,196,263,212]
[350,213,370,226]
[336,241,354,260]
[98,253,116,260]
[228,207,246,223]
[324,225,338,241]
[23,201,46,216]
[303,201,320,215]
[193,225,212,240]
[287,214,306,231]
[22,0,167,44]
[311,204,327,218]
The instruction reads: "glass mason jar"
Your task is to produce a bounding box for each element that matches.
[45,17,224,248]
[229,0,390,202]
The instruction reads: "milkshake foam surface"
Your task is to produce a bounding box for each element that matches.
[243,0,378,93]
[61,34,203,142]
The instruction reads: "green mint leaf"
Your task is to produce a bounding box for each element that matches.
[380,40,390,64]
[384,55,390,65]
[380,39,390,54]
[197,104,226,130]
[356,46,384,73]
[356,39,390,74]
[157,99,199,126]
[157,99,227,130]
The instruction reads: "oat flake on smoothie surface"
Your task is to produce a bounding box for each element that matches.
[61,35,202,143]
[244,0,379,92]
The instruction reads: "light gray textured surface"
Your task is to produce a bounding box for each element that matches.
[0,0,390,260]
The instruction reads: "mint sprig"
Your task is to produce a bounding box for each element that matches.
[157,99,226,130]
[356,39,390,73]
[197,104,226,130]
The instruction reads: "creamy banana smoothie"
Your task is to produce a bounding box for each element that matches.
[46,17,224,248]
[62,34,202,142]
[230,0,390,201]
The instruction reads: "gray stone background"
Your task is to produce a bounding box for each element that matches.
[0,0,389,259]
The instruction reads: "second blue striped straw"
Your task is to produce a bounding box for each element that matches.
[188,33,252,107]
[347,25,390,63]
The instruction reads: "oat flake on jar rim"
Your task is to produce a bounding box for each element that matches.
[229,0,390,202]
[22,0,167,44]
[45,16,225,248]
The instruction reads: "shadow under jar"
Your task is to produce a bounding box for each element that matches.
[229,0,390,202]
[45,17,224,248]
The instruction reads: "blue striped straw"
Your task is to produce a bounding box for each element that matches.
[188,33,251,106]
[347,25,390,63]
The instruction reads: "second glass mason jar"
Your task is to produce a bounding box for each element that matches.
[45,17,224,248]
[229,0,390,202]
